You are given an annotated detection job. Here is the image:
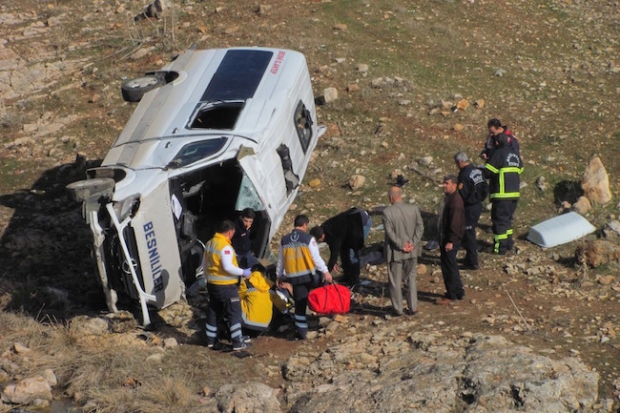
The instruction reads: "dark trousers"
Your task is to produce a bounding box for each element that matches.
[291,274,319,339]
[205,284,243,346]
[440,242,464,300]
[237,251,260,269]
[462,203,482,267]
[491,200,518,254]
[340,247,361,287]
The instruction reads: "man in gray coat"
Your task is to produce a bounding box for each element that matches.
[382,186,424,316]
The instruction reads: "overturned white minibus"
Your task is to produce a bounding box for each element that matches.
[68,47,325,326]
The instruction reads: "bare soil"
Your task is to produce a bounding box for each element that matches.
[1,0,620,411]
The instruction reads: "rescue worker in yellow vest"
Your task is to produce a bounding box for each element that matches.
[482,133,524,255]
[204,220,252,351]
[276,215,332,340]
[238,264,273,334]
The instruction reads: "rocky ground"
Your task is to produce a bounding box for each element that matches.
[1,0,620,412]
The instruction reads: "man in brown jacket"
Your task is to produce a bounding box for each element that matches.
[382,186,424,315]
[437,175,466,305]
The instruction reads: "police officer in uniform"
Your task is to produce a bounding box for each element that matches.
[483,134,524,255]
[276,215,332,340]
[204,220,251,350]
[455,152,489,269]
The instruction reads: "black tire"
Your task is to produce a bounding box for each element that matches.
[66,178,115,202]
[121,75,165,102]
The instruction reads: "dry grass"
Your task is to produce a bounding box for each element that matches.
[0,312,197,412]
[1,0,620,409]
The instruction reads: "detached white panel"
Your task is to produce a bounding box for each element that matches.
[527,212,596,248]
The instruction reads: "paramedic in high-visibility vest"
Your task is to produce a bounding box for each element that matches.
[276,214,332,340]
[204,220,252,351]
[238,264,273,334]
[482,133,524,255]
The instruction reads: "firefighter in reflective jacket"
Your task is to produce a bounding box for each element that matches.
[482,134,524,255]
[204,220,251,350]
[238,264,273,333]
[276,214,332,340]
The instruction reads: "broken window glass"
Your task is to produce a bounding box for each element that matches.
[189,101,244,130]
[235,173,266,211]
[294,100,313,153]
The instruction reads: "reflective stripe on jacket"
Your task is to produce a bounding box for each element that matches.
[205,233,239,285]
[238,271,273,331]
[484,147,523,201]
[281,230,316,280]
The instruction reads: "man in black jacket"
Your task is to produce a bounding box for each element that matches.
[455,152,489,269]
[310,207,371,288]
[436,175,466,305]
[483,134,524,255]
[231,208,259,268]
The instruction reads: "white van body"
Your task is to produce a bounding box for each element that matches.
[69,47,325,325]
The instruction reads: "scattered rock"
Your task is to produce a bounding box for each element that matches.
[417,156,433,166]
[333,23,347,31]
[257,4,272,15]
[348,175,366,191]
[455,99,469,111]
[575,240,620,268]
[284,333,599,413]
[536,176,547,191]
[308,179,321,188]
[558,200,572,214]
[581,156,612,204]
[323,87,338,103]
[371,78,385,88]
[306,331,319,339]
[43,369,57,387]
[440,99,453,110]
[216,382,283,413]
[417,264,427,275]
[602,220,620,240]
[163,338,178,348]
[453,123,464,131]
[131,47,156,60]
[495,68,507,77]
[598,275,615,286]
[573,196,591,214]
[13,343,30,354]
[347,84,359,93]
[2,376,53,405]
[68,316,109,336]
[145,353,164,363]
[356,64,369,74]
[474,99,485,109]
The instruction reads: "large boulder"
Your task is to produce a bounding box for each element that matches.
[216,382,283,413]
[284,332,599,413]
[581,156,612,204]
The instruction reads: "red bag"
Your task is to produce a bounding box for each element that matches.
[308,283,351,315]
